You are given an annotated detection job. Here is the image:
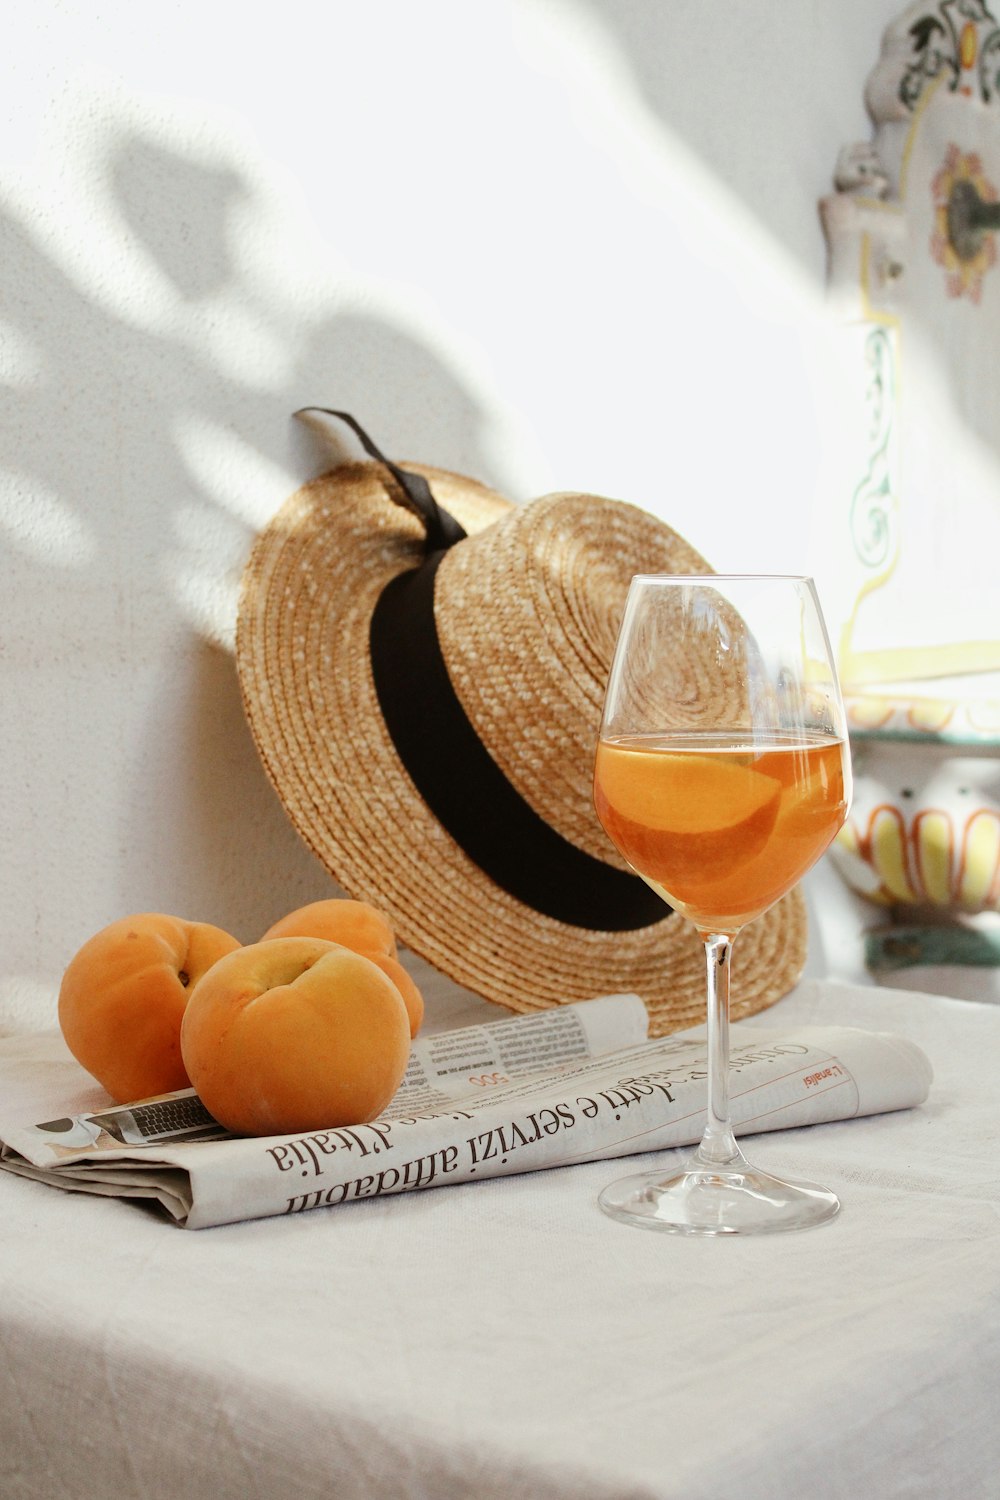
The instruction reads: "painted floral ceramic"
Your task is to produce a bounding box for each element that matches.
[818,2,1000,964]
[831,737,1000,913]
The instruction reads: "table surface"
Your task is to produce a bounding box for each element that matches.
[2,960,999,1500]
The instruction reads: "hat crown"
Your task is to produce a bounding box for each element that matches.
[435,491,712,860]
[236,449,807,1031]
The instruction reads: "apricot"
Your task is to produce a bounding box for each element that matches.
[360,951,424,1037]
[260,898,397,958]
[179,937,412,1136]
[260,896,423,1036]
[57,913,242,1103]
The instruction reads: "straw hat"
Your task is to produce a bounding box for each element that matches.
[235,412,807,1036]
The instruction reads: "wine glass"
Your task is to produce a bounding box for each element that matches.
[593,575,852,1235]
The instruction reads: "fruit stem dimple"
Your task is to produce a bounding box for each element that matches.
[178,970,190,988]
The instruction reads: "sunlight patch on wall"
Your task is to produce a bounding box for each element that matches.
[167,416,314,648]
[494,0,833,561]
[0,467,97,567]
[172,413,298,529]
[514,0,825,322]
[2,73,350,385]
[165,499,246,653]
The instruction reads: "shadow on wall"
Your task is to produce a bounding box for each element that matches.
[0,124,497,968]
[573,0,896,280]
[112,136,246,302]
[582,0,1000,458]
[578,0,1000,695]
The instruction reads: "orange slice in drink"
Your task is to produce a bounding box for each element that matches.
[594,743,782,894]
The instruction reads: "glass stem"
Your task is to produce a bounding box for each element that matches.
[695,933,743,1168]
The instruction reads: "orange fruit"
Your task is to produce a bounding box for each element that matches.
[260,896,422,1035]
[360,951,424,1037]
[179,937,412,1136]
[57,913,242,1103]
[596,742,780,831]
[260,898,397,958]
[595,742,781,888]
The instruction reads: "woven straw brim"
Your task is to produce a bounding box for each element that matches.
[236,463,807,1037]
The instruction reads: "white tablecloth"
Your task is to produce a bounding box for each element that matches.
[1,975,998,1500]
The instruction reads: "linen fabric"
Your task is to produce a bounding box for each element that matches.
[0,977,997,1500]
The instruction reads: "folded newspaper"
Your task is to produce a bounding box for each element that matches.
[0,992,932,1229]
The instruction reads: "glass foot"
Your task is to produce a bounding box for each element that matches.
[598,1160,840,1236]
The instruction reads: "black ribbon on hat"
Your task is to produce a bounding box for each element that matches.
[296,409,667,932]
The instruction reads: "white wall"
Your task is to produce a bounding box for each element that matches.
[0,0,903,1028]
